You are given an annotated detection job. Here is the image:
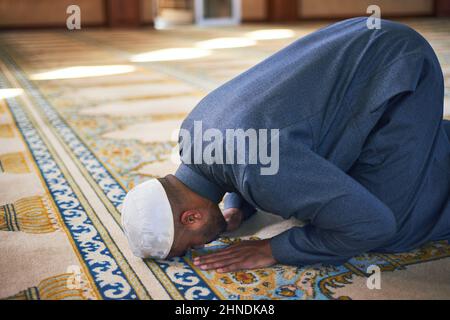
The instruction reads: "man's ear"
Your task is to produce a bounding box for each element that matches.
[180,209,204,228]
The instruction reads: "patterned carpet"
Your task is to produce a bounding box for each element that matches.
[0,18,449,300]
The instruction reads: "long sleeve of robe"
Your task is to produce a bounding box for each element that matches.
[223,193,256,221]
[174,17,450,266]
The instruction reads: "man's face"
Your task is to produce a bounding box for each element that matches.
[168,206,227,258]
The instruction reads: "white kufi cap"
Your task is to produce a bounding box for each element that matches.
[121,179,174,259]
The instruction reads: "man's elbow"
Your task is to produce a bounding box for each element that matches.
[359,207,397,246]
[329,193,398,245]
[340,198,397,251]
[337,214,396,257]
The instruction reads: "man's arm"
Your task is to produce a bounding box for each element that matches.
[195,140,397,271]
[222,193,257,232]
[224,192,257,220]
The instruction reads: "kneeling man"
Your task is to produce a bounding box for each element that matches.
[121,18,450,272]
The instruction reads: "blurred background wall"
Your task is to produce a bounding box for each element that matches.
[299,0,434,18]
[0,0,106,27]
[0,0,448,28]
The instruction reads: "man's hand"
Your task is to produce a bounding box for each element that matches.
[193,239,277,273]
[222,208,243,232]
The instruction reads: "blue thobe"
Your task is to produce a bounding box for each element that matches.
[175,17,450,266]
